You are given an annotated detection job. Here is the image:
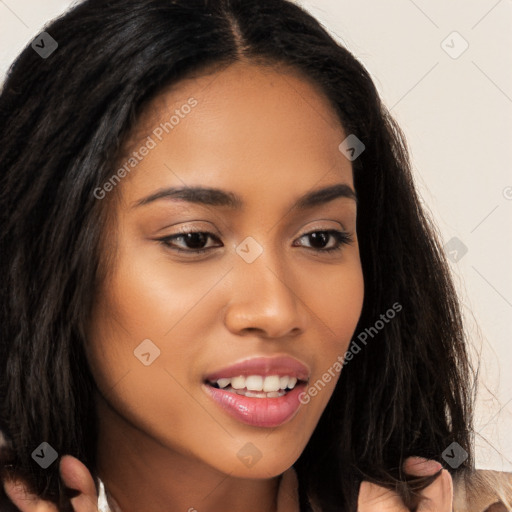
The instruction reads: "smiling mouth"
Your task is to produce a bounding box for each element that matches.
[205,374,306,398]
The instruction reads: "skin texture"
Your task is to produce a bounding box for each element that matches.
[2,62,453,511]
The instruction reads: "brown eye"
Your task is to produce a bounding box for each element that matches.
[158,231,222,254]
[294,230,353,253]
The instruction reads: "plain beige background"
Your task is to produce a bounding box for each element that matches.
[0,0,511,472]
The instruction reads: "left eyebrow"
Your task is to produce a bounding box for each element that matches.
[132,183,357,210]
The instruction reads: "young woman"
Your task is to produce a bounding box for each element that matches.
[0,0,480,510]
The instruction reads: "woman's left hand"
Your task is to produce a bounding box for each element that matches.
[357,456,453,511]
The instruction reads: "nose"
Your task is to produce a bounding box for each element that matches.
[223,251,307,339]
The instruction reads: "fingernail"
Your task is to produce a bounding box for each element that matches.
[413,458,443,475]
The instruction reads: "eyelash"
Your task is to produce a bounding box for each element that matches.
[157,228,354,255]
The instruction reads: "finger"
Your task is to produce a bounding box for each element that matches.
[3,479,57,512]
[402,457,452,512]
[59,456,99,512]
[358,480,409,512]
[416,469,453,512]
[403,456,443,477]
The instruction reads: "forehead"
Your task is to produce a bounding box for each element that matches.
[117,61,353,209]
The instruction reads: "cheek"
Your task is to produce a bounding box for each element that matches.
[308,254,364,350]
[300,256,364,404]
[90,237,227,346]
[83,265,208,446]
[83,241,226,413]
[323,267,364,340]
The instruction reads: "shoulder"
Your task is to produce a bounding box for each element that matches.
[453,469,512,512]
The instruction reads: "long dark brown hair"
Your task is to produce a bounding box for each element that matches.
[0,0,475,510]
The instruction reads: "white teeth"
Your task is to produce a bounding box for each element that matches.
[217,378,231,389]
[244,390,263,398]
[211,375,300,391]
[236,389,287,398]
[263,375,281,392]
[245,375,263,391]
[231,376,246,389]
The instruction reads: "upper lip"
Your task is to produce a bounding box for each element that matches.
[204,355,310,382]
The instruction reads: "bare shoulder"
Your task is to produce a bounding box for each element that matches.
[453,469,512,512]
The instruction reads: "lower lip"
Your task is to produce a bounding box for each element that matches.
[202,382,306,428]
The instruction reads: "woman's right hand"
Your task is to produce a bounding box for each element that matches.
[3,455,99,512]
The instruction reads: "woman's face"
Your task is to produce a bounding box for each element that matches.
[86,61,364,478]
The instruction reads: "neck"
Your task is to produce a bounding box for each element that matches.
[94,393,281,512]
